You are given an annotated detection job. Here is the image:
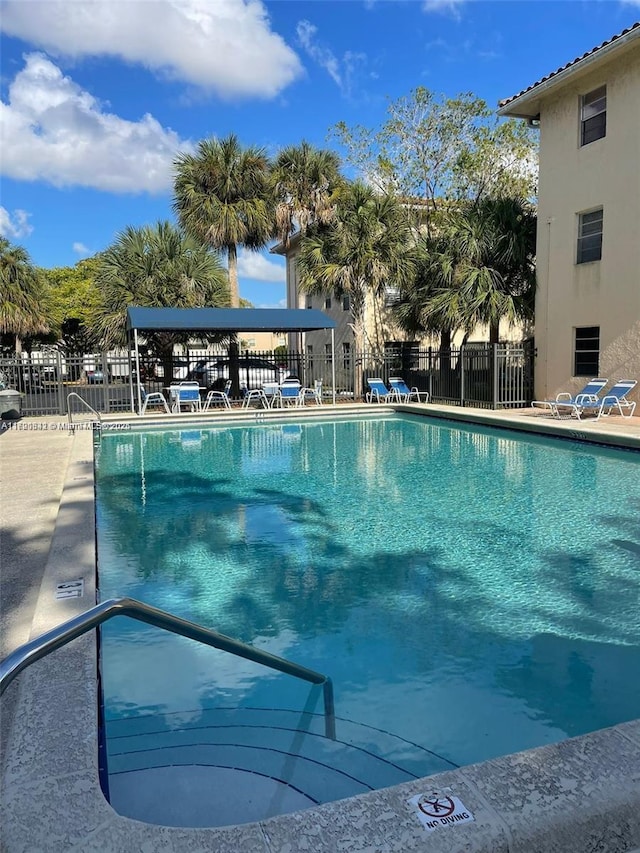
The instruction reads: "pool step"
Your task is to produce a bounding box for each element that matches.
[105,707,454,827]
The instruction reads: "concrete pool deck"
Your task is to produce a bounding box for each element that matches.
[1,404,639,852]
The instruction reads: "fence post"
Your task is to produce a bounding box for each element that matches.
[460,345,465,407]
[492,344,499,409]
[57,351,66,415]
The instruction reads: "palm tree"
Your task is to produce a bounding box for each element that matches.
[394,197,536,348]
[442,197,536,343]
[271,141,343,247]
[173,135,273,307]
[0,237,49,352]
[95,222,229,380]
[296,182,416,393]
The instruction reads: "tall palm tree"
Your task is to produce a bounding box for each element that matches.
[271,141,343,247]
[297,182,416,392]
[173,135,273,307]
[95,222,229,380]
[0,237,49,352]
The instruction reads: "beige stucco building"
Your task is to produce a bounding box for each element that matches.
[272,233,524,364]
[499,22,640,406]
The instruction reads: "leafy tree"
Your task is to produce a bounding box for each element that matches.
[173,134,273,307]
[0,237,48,352]
[332,88,537,236]
[270,140,343,247]
[95,221,229,380]
[43,256,103,357]
[296,182,416,392]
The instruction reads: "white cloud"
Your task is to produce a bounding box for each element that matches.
[296,20,367,98]
[422,0,465,18]
[257,298,287,309]
[0,0,302,99]
[73,241,91,256]
[0,53,190,193]
[0,207,33,239]
[297,20,342,87]
[237,249,285,283]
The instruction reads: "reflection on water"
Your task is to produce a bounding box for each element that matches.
[96,415,640,769]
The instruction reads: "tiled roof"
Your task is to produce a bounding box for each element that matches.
[499,22,640,108]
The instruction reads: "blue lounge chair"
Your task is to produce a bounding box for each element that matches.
[366,378,393,403]
[140,385,170,415]
[531,378,608,417]
[388,377,429,403]
[554,379,637,420]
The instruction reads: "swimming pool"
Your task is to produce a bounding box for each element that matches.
[95,414,640,827]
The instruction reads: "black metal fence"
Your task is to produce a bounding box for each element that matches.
[0,342,534,416]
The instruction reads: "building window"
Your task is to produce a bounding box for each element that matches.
[581,86,606,146]
[574,326,600,376]
[325,343,332,363]
[577,208,603,264]
[385,286,399,307]
[307,344,313,368]
[324,296,332,309]
[342,294,351,312]
[342,342,351,370]
[306,297,313,309]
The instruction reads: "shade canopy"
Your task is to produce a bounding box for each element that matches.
[126,307,335,333]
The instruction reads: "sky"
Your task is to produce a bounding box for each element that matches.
[1,1,637,308]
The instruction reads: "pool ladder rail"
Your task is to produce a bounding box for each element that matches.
[66,392,102,433]
[0,597,336,740]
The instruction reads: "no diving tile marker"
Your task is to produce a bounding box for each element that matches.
[408,791,475,832]
[55,579,84,600]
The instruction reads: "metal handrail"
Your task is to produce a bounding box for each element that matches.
[0,597,336,739]
[67,392,102,430]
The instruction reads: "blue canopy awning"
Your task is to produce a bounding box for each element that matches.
[126,307,335,333]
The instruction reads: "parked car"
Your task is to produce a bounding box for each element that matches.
[187,357,290,391]
[86,368,110,384]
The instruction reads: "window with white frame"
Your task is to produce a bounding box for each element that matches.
[306,296,313,309]
[325,343,332,363]
[574,326,600,376]
[324,296,332,309]
[577,208,603,264]
[580,86,606,146]
[342,294,351,311]
[307,344,313,368]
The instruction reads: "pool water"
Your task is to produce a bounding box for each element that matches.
[95,415,640,825]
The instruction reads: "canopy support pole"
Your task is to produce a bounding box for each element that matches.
[134,329,143,415]
[127,328,135,414]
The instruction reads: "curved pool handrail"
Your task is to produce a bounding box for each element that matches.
[0,597,336,739]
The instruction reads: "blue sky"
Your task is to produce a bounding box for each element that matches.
[1,1,637,307]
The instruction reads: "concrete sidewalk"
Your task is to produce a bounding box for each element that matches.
[0,422,74,769]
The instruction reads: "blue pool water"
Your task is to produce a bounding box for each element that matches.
[95,414,640,824]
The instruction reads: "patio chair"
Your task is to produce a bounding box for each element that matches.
[278,379,302,407]
[139,385,170,415]
[365,378,393,403]
[300,379,323,405]
[169,381,201,413]
[554,379,637,420]
[388,377,429,404]
[203,380,232,411]
[531,378,608,418]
